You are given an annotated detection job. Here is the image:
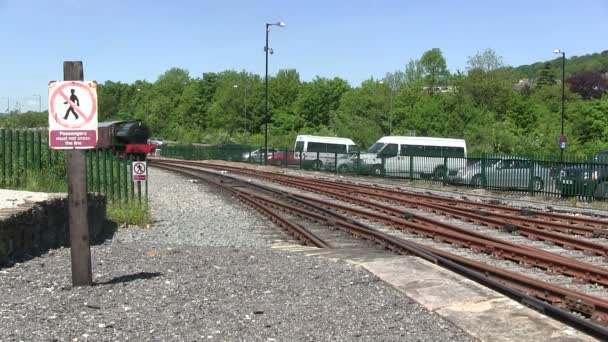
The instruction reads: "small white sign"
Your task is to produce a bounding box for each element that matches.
[132,161,147,182]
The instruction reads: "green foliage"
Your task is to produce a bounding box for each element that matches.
[514,50,608,79]
[420,48,450,87]
[0,111,47,128]
[8,49,607,160]
[107,202,151,227]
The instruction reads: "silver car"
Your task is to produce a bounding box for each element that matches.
[448,158,552,191]
[323,154,360,173]
[241,148,277,163]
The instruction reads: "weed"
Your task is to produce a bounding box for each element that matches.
[107,202,151,227]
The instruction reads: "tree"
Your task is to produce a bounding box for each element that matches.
[420,48,449,89]
[270,69,301,110]
[294,77,350,127]
[467,48,505,72]
[404,59,424,84]
[536,63,557,87]
[567,71,608,100]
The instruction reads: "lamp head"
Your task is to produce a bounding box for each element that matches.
[553,49,562,54]
[277,21,286,27]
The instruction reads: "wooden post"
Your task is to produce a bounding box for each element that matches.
[64,61,92,286]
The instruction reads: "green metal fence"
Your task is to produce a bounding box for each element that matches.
[0,128,147,205]
[161,144,608,201]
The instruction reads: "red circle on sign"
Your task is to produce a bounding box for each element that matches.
[49,82,97,129]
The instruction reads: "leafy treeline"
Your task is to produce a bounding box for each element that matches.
[514,50,608,79]
[2,48,608,158]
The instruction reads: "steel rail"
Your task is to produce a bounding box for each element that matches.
[152,163,330,248]
[152,160,608,286]
[176,159,608,231]
[151,159,608,337]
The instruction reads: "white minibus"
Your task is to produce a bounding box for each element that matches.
[360,136,467,178]
[294,135,359,169]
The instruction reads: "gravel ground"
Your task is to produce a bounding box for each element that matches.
[0,168,475,341]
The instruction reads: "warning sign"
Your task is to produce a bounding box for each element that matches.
[48,81,98,149]
[132,161,147,182]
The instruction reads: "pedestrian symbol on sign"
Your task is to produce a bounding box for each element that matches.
[63,89,80,120]
[132,161,147,182]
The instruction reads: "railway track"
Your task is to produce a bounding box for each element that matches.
[150,159,608,339]
[153,161,608,273]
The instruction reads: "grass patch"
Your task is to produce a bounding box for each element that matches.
[20,170,67,192]
[107,202,151,227]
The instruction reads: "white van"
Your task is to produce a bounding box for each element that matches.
[294,135,359,169]
[360,136,467,178]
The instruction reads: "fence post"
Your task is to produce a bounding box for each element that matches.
[95,150,101,193]
[15,130,20,185]
[123,154,129,204]
[23,130,28,180]
[130,155,135,203]
[102,149,107,195]
[442,156,448,186]
[480,155,487,188]
[410,155,414,181]
[37,130,42,171]
[137,155,142,205]
[0,129,4,186]
[356,152,360,175]
[528,158,536,196]
[116,149,121,202]
[334,152,338,173]
[29,130,34,173]
[8,130,13,185]
[46,131,51,171]
[109,150,115,202]
[381,156,386,177]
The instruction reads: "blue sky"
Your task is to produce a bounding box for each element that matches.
[0,0,606,112]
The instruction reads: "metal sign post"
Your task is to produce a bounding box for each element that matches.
[50,61,95,286]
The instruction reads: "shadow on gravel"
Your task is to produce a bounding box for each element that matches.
[1,219,118,270]
[95,272,163,286]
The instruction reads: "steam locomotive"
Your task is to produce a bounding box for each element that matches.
[97,120,156,156]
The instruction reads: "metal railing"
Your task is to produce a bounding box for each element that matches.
[161,144,608,201]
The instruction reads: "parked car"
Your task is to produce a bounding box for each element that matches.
[241,148,277,163]
[556,150,608,199]
[267,150,299,166]
[294,135,359,170]
[447,157,552,191]
[148,137,164,147]
[323,153,359,173]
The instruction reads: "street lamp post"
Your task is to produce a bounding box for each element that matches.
[33,94,41,112]
[554,49,566,162]
[264,21,285,165]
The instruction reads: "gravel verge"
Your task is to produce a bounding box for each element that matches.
[0,167,475,341]
[115,167,276,247]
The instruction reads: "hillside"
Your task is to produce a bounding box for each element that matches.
[514,50,608,79]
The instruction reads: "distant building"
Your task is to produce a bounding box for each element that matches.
[513,78,532,92]
[422,85,455,93]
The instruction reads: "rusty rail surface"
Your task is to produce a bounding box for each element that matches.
[151,159,608,337]
[154,160,608,285]
[152,163,330,249]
